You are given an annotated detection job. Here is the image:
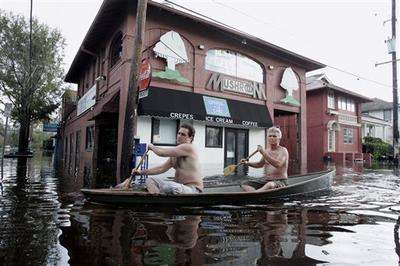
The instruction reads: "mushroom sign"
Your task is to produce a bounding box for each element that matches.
[152,31,189,83]
[280,67,300,106]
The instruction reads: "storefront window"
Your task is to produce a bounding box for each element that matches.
[205,49,263,82]
[205,126,223,148]
[152,118,178,145]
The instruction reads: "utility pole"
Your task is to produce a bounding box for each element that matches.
[392,0,399,160]
[1,103,12,180]
[120,0,148,181]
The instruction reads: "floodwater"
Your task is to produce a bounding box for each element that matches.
[0,156,399,265]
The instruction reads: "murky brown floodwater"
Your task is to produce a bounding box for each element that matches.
[0,156,399,265]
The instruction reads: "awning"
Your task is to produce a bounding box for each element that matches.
[138,87,272,128]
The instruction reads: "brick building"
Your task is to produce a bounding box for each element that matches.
[306,74,371,171]
[59,0,324,188]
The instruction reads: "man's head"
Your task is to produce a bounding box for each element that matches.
[177,123,195,144]
[267,126,282,146]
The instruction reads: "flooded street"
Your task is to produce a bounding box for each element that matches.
[0,156,399,265]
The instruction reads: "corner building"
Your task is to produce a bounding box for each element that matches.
[60,0,325,187]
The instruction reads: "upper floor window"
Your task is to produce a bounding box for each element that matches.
[338,97,355,112]
[109,32,123,68]
[383,109,391,121]
[205,49,263,83]
[327,91,335,109]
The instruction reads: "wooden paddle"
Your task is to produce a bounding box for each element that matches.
[223,149,259,176]
[121,149,150,189]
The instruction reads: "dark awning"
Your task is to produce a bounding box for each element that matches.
[138,87,272,128]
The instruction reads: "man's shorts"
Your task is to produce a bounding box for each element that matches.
[241,179,288,190]
[146,176,201,195]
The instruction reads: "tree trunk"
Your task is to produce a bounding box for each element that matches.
[18,118,30,154]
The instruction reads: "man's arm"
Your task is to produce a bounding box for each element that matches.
[260,148,288,168]
[135,158,173,175]
[243,157,265,168]
[149,143,192,158]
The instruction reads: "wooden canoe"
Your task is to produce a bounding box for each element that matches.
[81,170,335,206]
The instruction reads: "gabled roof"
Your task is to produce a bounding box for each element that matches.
[65,0,325,83]
[306,74,371,102]
[361,97,393,112]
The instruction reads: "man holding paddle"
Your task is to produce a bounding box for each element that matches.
[132,123,203,194]
[241,126,289,192]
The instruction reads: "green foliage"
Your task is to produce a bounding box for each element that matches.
[0,10,65,123]
[363,136,392,159]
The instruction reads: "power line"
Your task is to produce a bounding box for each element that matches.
[163,0,392,88]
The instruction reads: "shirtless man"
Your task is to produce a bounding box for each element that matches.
[132,124,203,194]
[241,126,288,192]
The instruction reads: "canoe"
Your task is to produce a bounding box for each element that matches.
[81,169,335,206]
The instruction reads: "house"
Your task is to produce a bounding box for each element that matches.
[306,74,371,171]
[361,98,393,144]
[59,0,325,188]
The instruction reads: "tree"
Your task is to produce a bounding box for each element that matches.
[0,11,65,154]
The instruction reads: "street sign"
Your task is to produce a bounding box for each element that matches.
[138,59,151,100]
[4,103,12,118]
[43,123,58,132]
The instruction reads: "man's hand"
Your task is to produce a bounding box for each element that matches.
[240,158,248,165]
[257,145,265,154]
[131,168,142,176]
[147,143,154,151]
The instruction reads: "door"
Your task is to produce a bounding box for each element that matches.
[97,126,118,187]
[274,112,300,175]
[224,128,249,174]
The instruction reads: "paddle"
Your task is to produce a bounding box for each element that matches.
[121,149,150,190]
[223,149,259,176]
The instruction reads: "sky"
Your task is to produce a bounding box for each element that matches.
[0,0,396,101]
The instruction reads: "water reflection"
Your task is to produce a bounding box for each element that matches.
[0,156,67,265]
[0,155,400,265]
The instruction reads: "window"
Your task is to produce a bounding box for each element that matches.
[327,91,335,109]
[384,109,391,121]
[86,126,94,150]
[69,133,74,172]
[75,130,81,176]
[109,32,123,68]
[205,126,223,147]
[151,118,178,145]
[205,49,264,82]
[343,128,353,144]
[328,129,335,152]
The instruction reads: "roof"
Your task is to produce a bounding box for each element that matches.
[361,97,393,112]
[306,74,371,102]
[65,0,325,83]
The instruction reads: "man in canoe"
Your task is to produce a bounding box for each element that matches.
[132,123,203,194]
[241,126,289,192]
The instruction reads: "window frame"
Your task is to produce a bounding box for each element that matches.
[85,126,94,150]
[151,118,179,146]
[327,91,335,109]
[205,49,264,83]
[109,32,123,69]
[205,126,223,148]
[343,128,354,144]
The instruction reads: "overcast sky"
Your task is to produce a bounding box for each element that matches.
[1,0,396,101]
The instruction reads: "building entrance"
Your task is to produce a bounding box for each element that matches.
[274,111,300,175]
[224,128,249,174]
